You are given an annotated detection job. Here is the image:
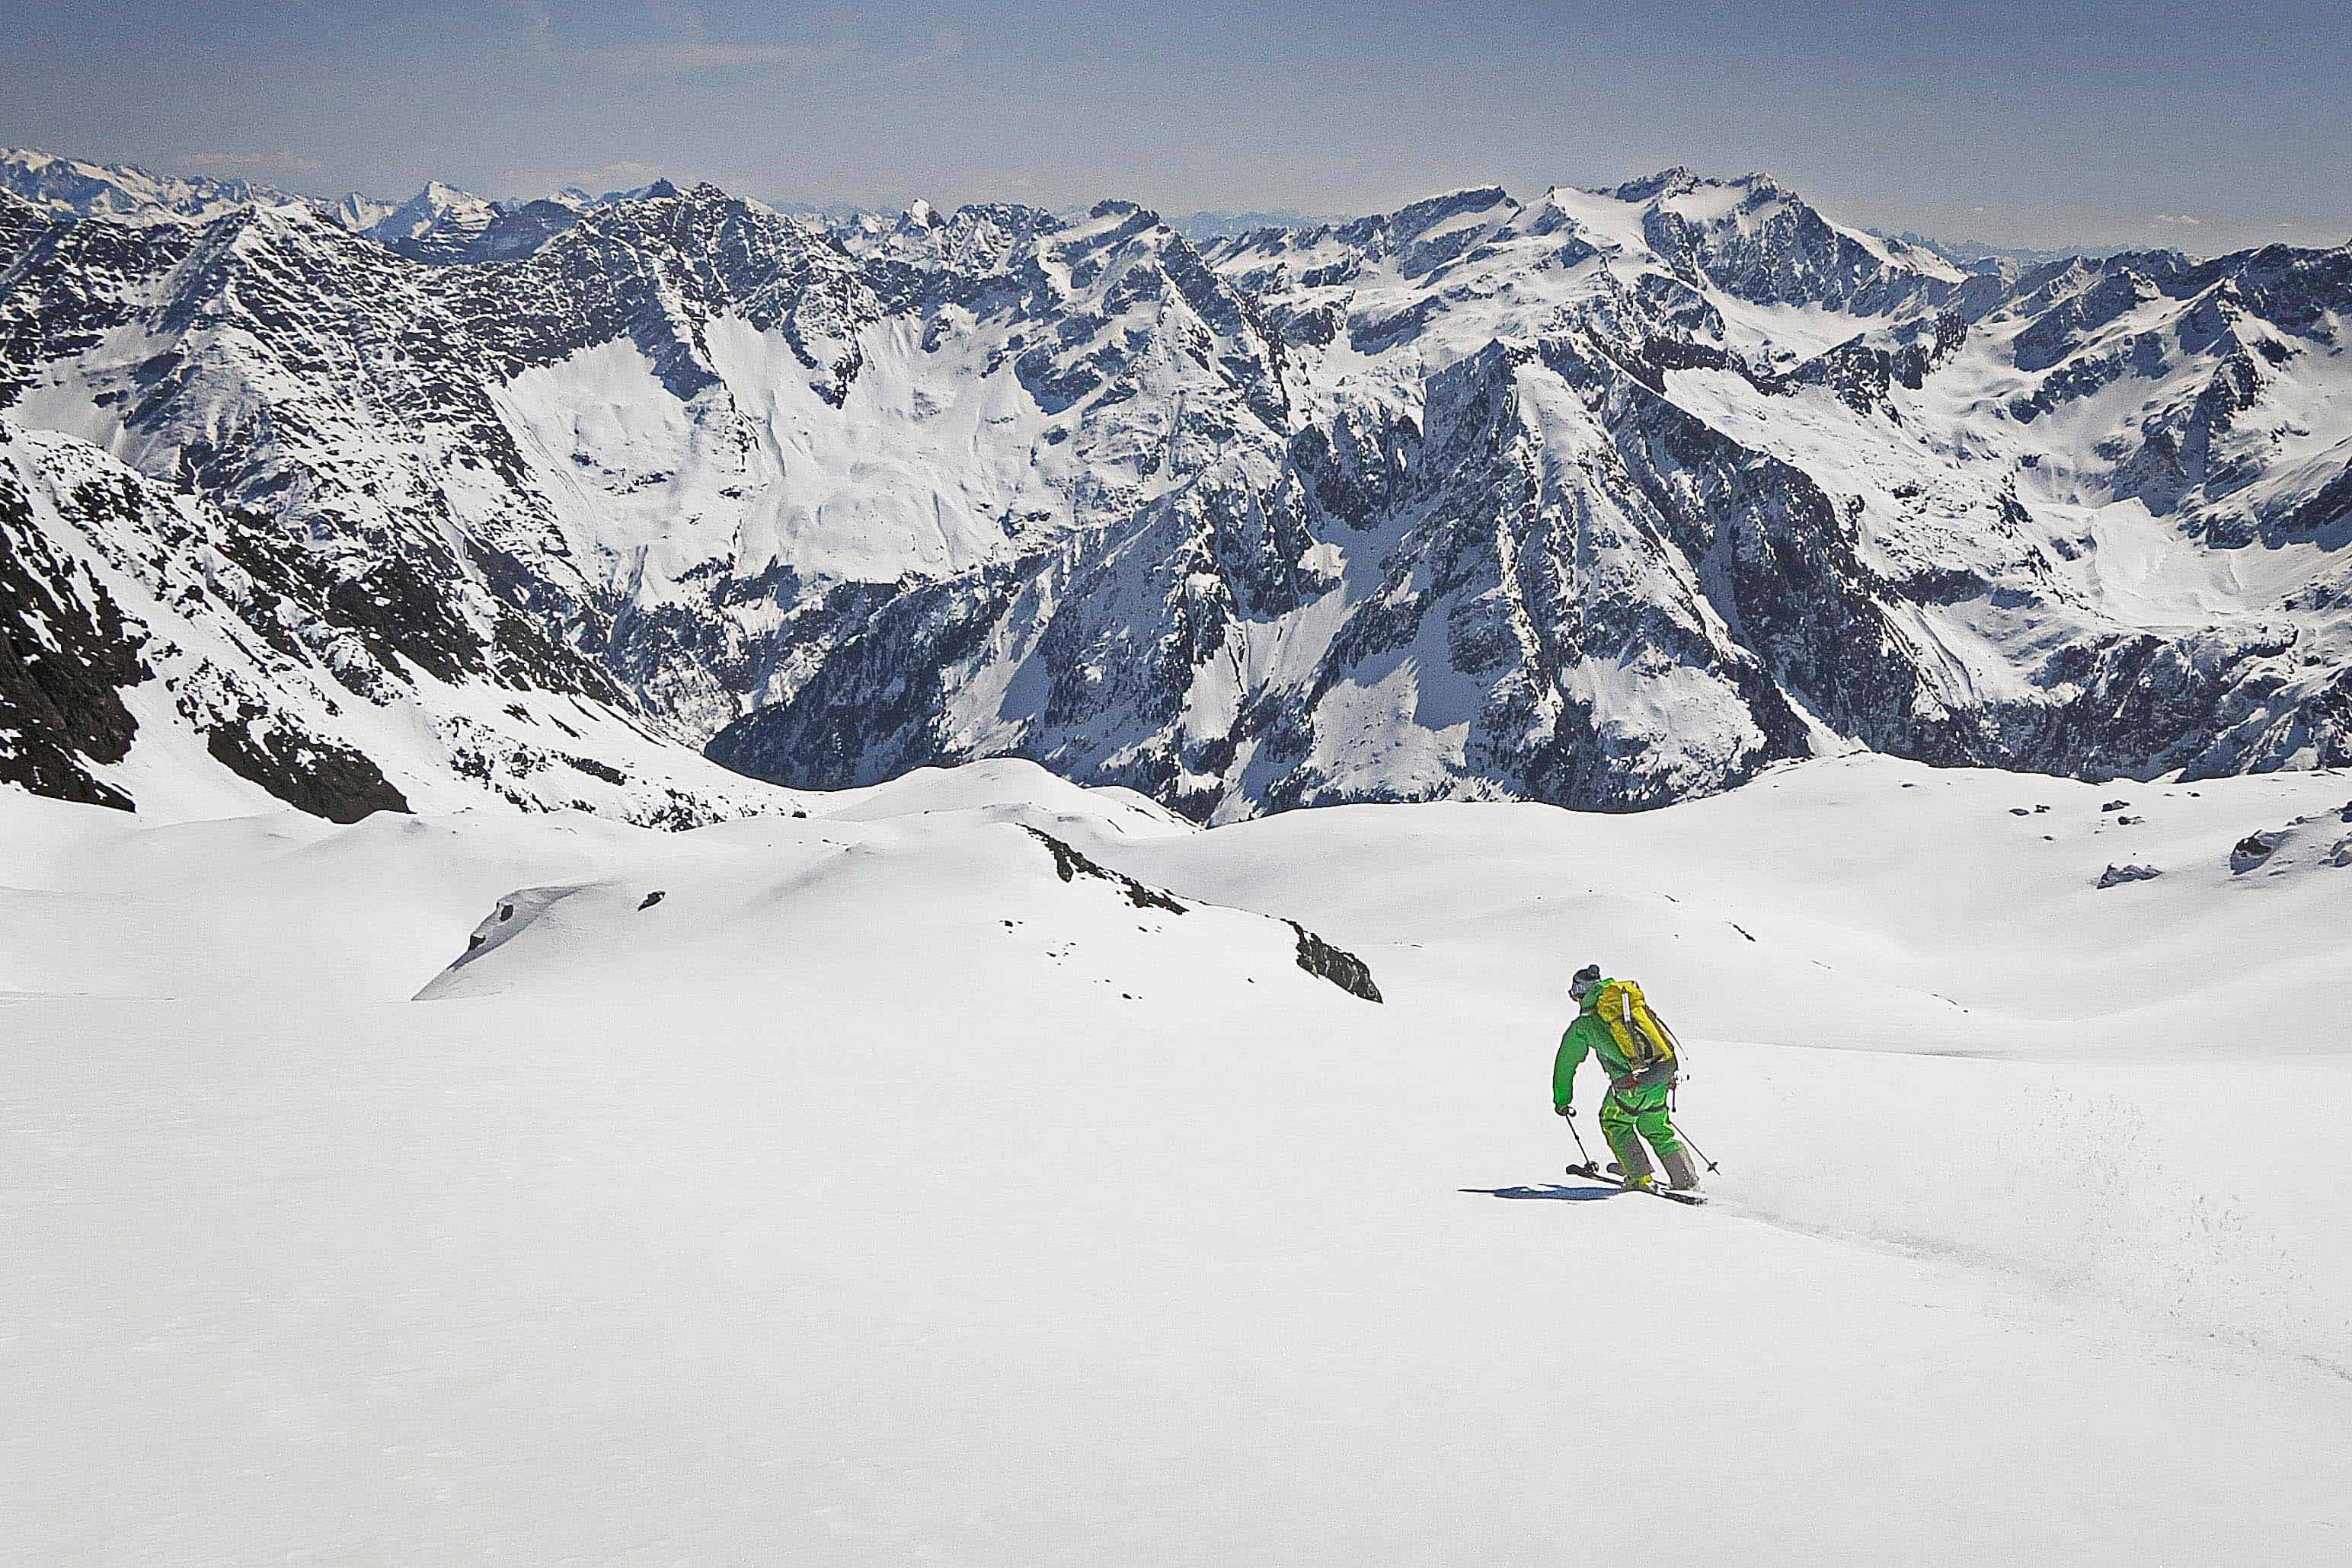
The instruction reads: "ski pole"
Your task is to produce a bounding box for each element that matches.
[1564,1113,1595,1170]
[1670,1120,1719,1174]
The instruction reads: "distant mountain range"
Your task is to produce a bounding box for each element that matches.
[3,145,2347,823]
[1872,228,2147,273]
[0,148,693,261]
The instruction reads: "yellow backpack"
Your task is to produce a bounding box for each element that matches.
[1595,979,1678,1071]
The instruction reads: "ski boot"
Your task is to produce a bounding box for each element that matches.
[1610,1148,1657,1192]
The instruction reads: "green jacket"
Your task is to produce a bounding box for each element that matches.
[1552,982,1635,1109]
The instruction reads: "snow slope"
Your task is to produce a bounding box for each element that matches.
[4,755,2347,1563]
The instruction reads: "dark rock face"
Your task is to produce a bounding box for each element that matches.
[2097,864,2162,888]
[1020,824,1374,996]
[3,158,2350,824]
[1287,921,1382,1002]
[203,716,408,823]
[0,431,141,808]
[1024,826,1189,915]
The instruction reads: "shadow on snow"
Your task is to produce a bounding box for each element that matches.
[1459,1183,1620,1202]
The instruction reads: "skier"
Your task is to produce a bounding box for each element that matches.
[1553,963,1702,1193]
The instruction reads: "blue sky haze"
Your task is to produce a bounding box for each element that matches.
[2,0,2344,253]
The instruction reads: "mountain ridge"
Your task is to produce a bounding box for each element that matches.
[2,147,2347,824]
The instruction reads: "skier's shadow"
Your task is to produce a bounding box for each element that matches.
[1460,1183,1619,1202]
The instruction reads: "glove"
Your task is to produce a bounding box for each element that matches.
[1555,1103,1575,1119]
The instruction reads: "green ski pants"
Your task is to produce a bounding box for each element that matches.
[1599,1081,1684,1173]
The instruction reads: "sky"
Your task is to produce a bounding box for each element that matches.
[2,0,2346,255]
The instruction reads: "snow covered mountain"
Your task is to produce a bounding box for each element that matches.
[355,179,503,262]
[2,148,2348,824]
[0,147,309,225]
[0,421,792,823]
[0,149,595,264]
[339,180,616,264]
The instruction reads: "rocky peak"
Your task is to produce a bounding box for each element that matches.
[363,180,500,262]
[3,149,2349,830]
[1609,166,1705,203]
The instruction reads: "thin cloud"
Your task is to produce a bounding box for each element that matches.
[526,3,855,76]
[592,37,849,72]
[2151,212,2202,226]
[184,149,324,174]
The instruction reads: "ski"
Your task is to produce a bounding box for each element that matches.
[1564,1162,1709,1205]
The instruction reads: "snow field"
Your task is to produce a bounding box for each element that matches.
[3,755,2349,1563]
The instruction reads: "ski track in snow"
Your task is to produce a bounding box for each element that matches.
[1698,1181,2352,1386]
